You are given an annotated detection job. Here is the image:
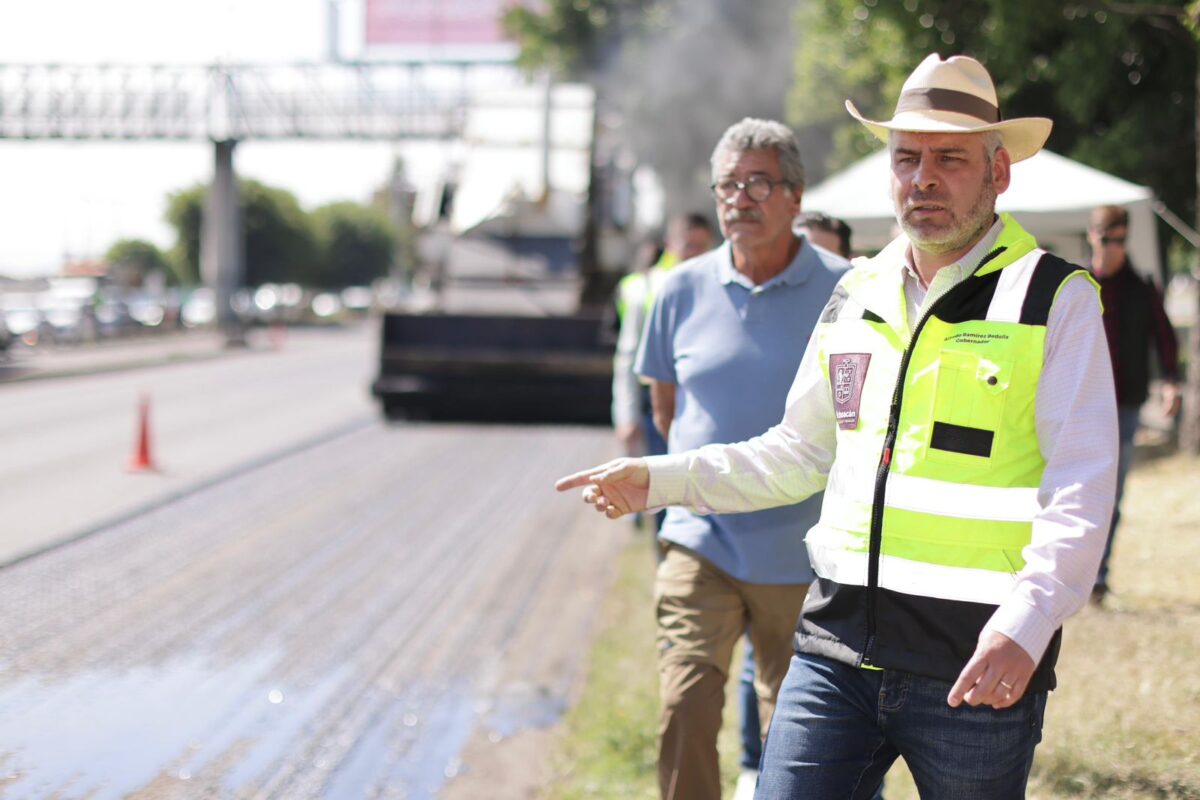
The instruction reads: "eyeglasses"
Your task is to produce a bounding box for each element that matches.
[710,175,791,204]
[1100,236,1126,247]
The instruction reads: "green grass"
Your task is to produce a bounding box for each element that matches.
[548,454,1200,800]
[546,533,745,799]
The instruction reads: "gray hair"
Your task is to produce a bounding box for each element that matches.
[710,118,806,191]
[982,131,1004,165]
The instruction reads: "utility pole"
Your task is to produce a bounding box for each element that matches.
[200,139,246,347]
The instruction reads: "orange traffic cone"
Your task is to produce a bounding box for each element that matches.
[127,393,158,473]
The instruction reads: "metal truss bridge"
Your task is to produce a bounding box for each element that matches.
[0,60,518,141]
[0,60,532,339]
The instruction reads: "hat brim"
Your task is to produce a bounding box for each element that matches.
[845,99,1051,163]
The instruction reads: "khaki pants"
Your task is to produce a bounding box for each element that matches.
[655,544,808,800]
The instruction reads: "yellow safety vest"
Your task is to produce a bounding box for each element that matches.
[795,215,1098,690]
[615,252,679,321]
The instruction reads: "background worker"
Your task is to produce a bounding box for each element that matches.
[612,214,714,471]
[634,118,845,800]
[1086,204,1180,604]
[795,211,853,258]
[559,54,1118,797]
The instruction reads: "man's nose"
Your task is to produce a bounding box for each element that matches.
[911,158,938,191]
[728,186,757,208]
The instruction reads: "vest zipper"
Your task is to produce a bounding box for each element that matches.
[860,246,1005,667]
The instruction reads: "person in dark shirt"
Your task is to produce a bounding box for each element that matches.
[1087,205,1181,604]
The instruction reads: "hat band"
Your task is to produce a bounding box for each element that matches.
[894,87,1000,124]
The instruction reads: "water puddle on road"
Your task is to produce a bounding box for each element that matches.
[0,654,572,798]
[0,650,282,798]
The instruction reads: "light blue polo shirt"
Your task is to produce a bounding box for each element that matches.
[635,237,847,584]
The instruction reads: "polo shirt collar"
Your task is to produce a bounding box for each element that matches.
[715,236,817,290]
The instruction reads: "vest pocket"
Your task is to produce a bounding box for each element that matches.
[928,351,1012,461]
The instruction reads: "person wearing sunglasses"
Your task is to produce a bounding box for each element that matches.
[1086,205,1181,605]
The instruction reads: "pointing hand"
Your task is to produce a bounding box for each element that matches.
[555,458,650,519]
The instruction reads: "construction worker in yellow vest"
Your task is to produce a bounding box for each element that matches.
[560,53,1118,798]
[612,213,714,461]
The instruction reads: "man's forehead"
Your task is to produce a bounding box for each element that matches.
[890,130,987,151]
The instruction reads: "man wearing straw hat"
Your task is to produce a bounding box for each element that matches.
[557,53,1118,797]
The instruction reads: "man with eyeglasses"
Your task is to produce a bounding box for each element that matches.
[1086,205,1180,605]
[629,117,845,800]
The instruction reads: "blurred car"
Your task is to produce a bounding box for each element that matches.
[181,288,216,328]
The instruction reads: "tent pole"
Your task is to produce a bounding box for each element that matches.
[1152,201,1200,248]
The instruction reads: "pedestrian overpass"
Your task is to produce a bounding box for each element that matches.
[0,60,522,336]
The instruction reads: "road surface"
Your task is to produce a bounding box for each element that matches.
[0,325,623,798]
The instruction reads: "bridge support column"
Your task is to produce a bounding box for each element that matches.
[201,139,246,346]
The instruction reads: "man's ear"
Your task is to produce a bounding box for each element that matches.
[992,147,1012,195]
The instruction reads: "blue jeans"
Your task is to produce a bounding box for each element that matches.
[756,653,1046,799]
[1094,405,1140,591]
[739,638,762,770]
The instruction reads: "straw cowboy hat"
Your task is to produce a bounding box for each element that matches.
[846,53,1052,163]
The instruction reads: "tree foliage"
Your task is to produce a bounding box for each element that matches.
[790,0,1198,220]
[501,0,661,80]
[105,238,173,287]
[310,202,395,289]
[164,180,394,289]
[239,180,320,288]
[164,184,205,285]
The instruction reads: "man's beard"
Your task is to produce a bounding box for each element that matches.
[898,174,997,255]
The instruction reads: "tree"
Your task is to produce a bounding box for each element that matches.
[502,0,655,80]
[310,201,395,289]
[789,1,1197,220]
[164,179,320,288]
[105,238,173,288]
[240,180,320,287]
[164,185,205,286]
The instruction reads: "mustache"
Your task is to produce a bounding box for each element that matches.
[723,209,763,223]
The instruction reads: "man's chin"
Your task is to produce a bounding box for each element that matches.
[901,225,971,255]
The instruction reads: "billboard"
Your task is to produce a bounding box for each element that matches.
[365,0,515,48]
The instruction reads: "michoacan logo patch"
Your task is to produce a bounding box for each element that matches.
[831,353,871,430]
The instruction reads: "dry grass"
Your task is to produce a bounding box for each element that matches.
[550,452,1200,799]
[1025,451,1200,799]
[849,452,1200,800]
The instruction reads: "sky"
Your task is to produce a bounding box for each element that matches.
[0,0,460,277]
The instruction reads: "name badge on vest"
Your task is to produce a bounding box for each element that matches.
[831,353,871,430]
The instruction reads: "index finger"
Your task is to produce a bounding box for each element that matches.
[947,659,984,707]
[555,467,605,492]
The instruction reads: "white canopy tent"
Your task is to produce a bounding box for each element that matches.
[803,149,1161,276]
